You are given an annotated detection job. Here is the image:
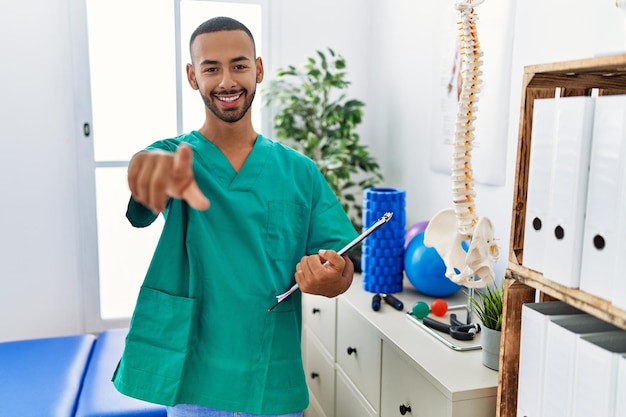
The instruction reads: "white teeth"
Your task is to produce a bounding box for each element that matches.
[218,95,240,102]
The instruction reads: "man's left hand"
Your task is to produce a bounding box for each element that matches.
[295,250,354,297]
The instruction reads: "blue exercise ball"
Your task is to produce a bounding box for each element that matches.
[404,220,429,248]
[404,231,462,297]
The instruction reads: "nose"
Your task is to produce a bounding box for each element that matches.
[218,69,236,89]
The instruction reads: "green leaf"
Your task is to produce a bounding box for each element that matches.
[466,283,503,331]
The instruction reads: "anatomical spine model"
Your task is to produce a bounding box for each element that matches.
[424,0,499,289]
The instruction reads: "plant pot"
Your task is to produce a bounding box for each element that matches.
[481,326,501,371]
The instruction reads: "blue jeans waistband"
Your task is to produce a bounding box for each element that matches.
[166,404,303,417]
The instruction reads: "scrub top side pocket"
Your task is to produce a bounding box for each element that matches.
[113,286,197,404]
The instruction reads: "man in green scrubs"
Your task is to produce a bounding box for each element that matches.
[112,16,358,417]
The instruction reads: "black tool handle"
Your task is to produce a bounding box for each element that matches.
[449,326,476,341]
[448,313,481,340]
[371,293,382,311]
[422,316,450,333]
[383,293,404,311]
[451,313,481,334]
[450,313,464,327]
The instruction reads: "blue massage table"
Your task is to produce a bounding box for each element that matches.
[0,334,95,417]
[74,328,166,417]
[0,329,166,417]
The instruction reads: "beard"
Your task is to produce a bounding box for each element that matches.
[200,88,256,123]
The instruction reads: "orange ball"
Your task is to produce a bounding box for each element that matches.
[431,298,448,317]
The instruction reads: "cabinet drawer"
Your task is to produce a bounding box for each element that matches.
[336,297,381,411]
[336,367,377,417]
[303,293,337,356]
[304,334,335,417]
[304,394,327,417]
[381,341,449,417]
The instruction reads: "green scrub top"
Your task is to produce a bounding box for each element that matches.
[113,132,358,415]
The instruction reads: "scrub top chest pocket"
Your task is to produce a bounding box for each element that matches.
[265,201,308,262]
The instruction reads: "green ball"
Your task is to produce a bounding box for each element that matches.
[412,301,430,319]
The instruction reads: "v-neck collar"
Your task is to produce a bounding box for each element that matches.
[188,131,272,191]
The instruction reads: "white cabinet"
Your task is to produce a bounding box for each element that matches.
[381,341,448,417]
[305,396,327,417]
[336,299,382,411]
[336,367,377,417]
[305,335,336,417]
[303,292,337,356]
[303,293,338,417]
[303,275,498,417]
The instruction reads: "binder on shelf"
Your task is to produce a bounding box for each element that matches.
[572,331,626,417]
[541,314,621,417]
[614,186,626,311]
[523,98,557,273]
[580,94,626,303]
[615,197,626,311]
[543,96,595,288]
[517,302,585,417]
[616,355,626,417]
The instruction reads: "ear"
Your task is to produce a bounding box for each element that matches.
[186,63,198,90]
[255,57,264,83]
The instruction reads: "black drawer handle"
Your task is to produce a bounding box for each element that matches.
[347,346,357,355]
[312,308,320,314]
[399,404,412,415]
[310,372,319,379]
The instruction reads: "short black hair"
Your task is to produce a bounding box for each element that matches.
[189,16,256,56]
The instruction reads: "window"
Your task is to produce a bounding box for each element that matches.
[83,0,266,328]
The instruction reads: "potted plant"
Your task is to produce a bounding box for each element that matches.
[468,283,504,370]
[263,48,384,238]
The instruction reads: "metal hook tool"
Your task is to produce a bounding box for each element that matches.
[268,212,394,311]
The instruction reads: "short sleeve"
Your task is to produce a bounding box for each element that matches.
[126,197,158,228]
[125,139,180,228]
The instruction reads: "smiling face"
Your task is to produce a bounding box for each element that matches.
[187,29,263,124]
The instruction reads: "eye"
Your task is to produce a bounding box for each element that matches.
[204,67,218,73]
[234,64,247,70]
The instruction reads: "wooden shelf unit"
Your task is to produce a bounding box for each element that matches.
[498,53,626,417]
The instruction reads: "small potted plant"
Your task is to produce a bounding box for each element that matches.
[469,283,504,370]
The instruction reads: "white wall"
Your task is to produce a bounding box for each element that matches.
[267,0,376,139]
[356,0,625,278]
[1,0,624,341]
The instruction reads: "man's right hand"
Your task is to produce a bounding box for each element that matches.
[127,144,210,213]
